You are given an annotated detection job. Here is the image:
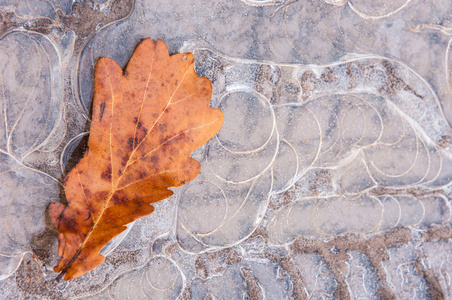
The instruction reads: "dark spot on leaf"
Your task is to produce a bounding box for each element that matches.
[101,167,112,181]
[112,192,126,205]
[99,102,106,121]
[121,155,128,167]
[56,206,67,229]
[136,125,148,144]
[127,137,134,150]
[159,124,167,133]
[94,191,110,202]
[83,188,92,198]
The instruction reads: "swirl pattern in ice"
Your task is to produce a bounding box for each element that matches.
[0,31,64,280]
[174,48,452,248]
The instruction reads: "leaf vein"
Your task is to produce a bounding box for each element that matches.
[117,167,194,191]
[132,53,155,149]
[128,116,222,167]
[102,59,115,188]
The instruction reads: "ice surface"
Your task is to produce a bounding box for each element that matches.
[1,0,452,298]
[0,31,63,281]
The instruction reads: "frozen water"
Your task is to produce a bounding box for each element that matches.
[1,0,452,298]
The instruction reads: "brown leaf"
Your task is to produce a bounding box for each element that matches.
[49,39,224,281]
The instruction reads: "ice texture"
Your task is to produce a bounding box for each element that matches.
[1,0,452,298]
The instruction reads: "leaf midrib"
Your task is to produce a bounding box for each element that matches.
[63,56,196,275]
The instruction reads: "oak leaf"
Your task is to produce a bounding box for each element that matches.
[49,39,224,281]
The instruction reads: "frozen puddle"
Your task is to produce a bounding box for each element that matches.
[1,0,452,298]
